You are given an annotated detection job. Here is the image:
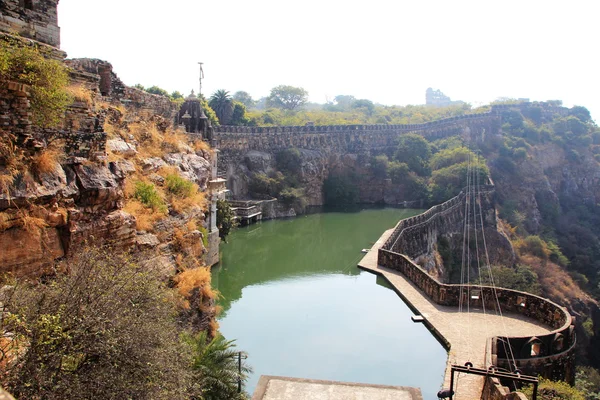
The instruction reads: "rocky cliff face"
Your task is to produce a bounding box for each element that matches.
[0,58,215,285]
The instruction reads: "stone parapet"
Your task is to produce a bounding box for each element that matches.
[377,249,575,383]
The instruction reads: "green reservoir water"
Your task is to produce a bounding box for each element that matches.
[212,208,447,398]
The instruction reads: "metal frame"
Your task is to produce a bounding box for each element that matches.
[449,364,538,400]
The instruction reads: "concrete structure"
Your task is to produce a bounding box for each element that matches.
[426,88,462,107]
[0,0,60,47]
[358,187,575,399]
[206,150,228,266]
[252,376,423,400]
[228,199,263,225]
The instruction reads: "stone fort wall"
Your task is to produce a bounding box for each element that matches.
[215,112,498,154]
[0,0,60,47]
[378,191,576,385]
[214,102,569,160]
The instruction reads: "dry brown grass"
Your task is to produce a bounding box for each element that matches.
[174,266,217,310]
[162,130,190,153]
[123,199,166,232]
[193,139,211,152]
[208,319,220,337]
[0,131,25,198]
[66,84,93,106]
[520,254,592,308]
[170,190,206,214]
[185,218,198,232]
[129,122,163,158]
[159,166,207,214]
[31,142,64,175]
[103,119,118,139]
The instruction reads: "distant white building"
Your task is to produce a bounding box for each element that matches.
[425,88,464,107]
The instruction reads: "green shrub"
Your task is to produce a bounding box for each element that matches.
[134,181,166,212]
[371,155,389,178]
[0,36,71,128]
[430,147,472,170]
[198,225,209,248]
[275,148,302,175]
[388,161,410,184]
[479,265,541,295]
[279,187,306,207]
[165,174,195,198]
[323,172,359,205]
[522,377,585,400]
[216,199,237,241]
[517,236,549,260]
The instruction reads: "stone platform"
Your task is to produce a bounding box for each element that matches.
[252,376,423,400]
[358,229,552,400]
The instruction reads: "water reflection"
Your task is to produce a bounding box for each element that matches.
[212,208,447,398]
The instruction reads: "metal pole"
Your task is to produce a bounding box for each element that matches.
[198,62,204,99]
[449,369,455,400]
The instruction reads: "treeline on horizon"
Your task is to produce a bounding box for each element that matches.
[133,83,527,127]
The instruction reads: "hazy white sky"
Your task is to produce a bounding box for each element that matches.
[58,0,599,120]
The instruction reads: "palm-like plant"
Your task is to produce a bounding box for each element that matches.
[209,90,234,125]
[185,331,252,400]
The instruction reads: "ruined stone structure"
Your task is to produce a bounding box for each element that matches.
[65,59,177,118]
[376,188,576,395]
[426,87,463,107]
[177,91,213,141]
[0,0,60,47]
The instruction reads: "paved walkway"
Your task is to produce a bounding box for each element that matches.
[252,376,423,400]
[358,229,552,400]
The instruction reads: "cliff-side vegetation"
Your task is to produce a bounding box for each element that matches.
[247,148,307,210]
[0,248,250,399]
[0,36,71,128]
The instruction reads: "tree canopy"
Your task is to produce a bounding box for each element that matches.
[266,85,308,110]
[209,89,234,125]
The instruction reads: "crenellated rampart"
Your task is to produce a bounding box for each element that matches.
[214,112,499,155]
[377,188,576,386]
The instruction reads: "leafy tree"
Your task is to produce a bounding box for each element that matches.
[570,106,592,124]
[334,95,356,110]
[217,199,237,241]
[133,83,145,90]
[171,90,184,100]
[395,133,432,176]
[351,99,375,116]
[201,98,220,126]
[266,85,308,110]
[230,102,249,126]
[233,91,255,108]
[0,37,71,128]
[575,366,600,400]
[371,155,389,178]
[275,148,302,175]
[185,331,252,400]
[522,378,585,400]
[145,85,170,97]
[209,90,234,125]
[478,265,541,295]
[323,172,359,205]
[0,248,190,399]
[388,161,410,184]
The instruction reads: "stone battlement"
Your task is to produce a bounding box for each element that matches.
[377,188,575,385]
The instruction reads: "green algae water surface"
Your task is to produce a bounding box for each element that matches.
[212,208,447,399]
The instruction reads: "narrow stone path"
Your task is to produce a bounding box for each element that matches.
[358,229,551,400]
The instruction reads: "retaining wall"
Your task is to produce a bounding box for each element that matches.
[378,189,576,385]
